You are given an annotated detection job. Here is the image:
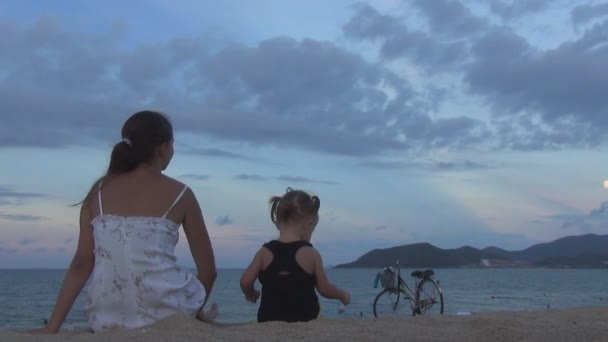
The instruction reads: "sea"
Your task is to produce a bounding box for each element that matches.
[0,268,606,330]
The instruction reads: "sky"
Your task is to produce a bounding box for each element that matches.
[1,0,608,268]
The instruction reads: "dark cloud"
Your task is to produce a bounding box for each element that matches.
[3,5,604,157]
[433,160,489,171]
[180,147,260,161]
[358,159,491,171]
[0,186,47,199]
[375,225,388,231]
[276,176,338,185]
[411,0,487,36]
[215,215,234,226]
[467,24,608,148]
[488,0,552,20]
[34,247,47,253]
[19,238,38,246]
[560,201,608,233]
[234,174,266,181]
[233,174,337,184]
[0,213,46,222]
[358,160,409,170]
[0,247,18,255]
[571,3,608,27]
[346,2,608,151]
[180,174,211,181]
[343,3,471,68]
[0,16,487,156]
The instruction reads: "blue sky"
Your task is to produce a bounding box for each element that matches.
[1,0,608,268]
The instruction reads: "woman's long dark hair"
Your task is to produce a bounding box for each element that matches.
[77,111,173,206]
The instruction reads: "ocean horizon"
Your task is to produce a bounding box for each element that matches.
[1,268,606,331]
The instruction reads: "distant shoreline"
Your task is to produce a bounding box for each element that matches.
[332,265,608,270]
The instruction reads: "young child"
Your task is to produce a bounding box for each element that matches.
[240,188,351,323]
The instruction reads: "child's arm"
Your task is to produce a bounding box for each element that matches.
[311,249,350,305]
[240,249,264,303]
[34,202,96,333]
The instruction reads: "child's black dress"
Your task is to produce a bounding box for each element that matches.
[257,240,320,323]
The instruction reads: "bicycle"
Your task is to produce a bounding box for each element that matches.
[372,259,444,317]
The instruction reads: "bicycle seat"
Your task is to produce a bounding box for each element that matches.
[411,270,434,278]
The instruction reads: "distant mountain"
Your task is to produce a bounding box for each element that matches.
[335,234,608,269]
[512,234,608,262]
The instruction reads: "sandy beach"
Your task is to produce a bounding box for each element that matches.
[2,306,607,342]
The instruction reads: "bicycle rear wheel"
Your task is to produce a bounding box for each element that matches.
[414,278,444,315]
[373,288,412,318]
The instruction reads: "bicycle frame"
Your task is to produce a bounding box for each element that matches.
[393,259,423,311]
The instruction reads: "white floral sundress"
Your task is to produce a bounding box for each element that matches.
[84,183,206,332]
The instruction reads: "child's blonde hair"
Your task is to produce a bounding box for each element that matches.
[269,187,320,228]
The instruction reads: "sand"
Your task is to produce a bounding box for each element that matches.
[2,306,607,342]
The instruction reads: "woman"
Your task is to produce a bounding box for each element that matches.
[33,111,217,333]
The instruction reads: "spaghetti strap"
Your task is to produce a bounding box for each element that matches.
[97,180,104,215]
[162,185,188,218]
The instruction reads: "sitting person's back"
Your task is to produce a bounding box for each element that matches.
[35,111,217,334]
[87,171,204,330]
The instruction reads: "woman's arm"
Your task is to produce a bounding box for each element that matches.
[35,202,96,333]
[240,249,264,303]
[182,188,217,301]
[311,249,350,305]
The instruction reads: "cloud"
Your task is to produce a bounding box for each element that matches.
[0,16,488,156]
[276,176,338,185]
[34,247,48,253]
[560,201,608,233]
[0,247,18,255]
[375,225,388,231]
[358,159,491,171]
[571,3,608,27]
[466,24,608,149]
[19,238,38,246]
[64,238,74,244]
[0,186,47,199]
[180,147,260,161]
[215,215,234,226]
[234,174,266,181]
[233,174,337,184]
[345,2,608,151]
[411,0,488,37]
[343,3,472,69]
[180,174,211,181]
[433,160,490,171]
[358,160,409,170]
[0,186,47,206]
[0,213,46,222]
[488,0,552,20]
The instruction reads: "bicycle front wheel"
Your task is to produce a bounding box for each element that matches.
[373,288,412,318]
[414,278,444,315]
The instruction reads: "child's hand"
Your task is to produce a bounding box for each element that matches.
[340,291,351,306]
[245,288,260,303]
